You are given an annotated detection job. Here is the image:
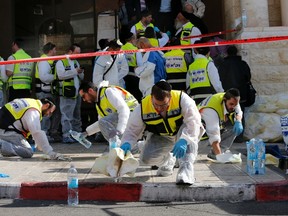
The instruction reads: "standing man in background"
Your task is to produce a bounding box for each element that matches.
[35,42,61,142]
[6,39,34,102]
[55,44,84,143]
[186,40,223,104]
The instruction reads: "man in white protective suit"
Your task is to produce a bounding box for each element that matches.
[78,81,138,143]
[120,80,204,185]
[0,97,65,160]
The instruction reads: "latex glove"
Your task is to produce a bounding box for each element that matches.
[166,31,171,38]
[172,139,188,159]
[120,142,131,155]
[154,26,160,33]
[233,120,243,136]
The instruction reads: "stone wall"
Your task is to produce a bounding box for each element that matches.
[223,0,288,142]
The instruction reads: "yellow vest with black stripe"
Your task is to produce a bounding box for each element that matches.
[96,86,138,117]
[180,22,194,45]
[198,93,235,128]
[0,56,3,90]
[57,59,77,98]
[35,54,56,93]
[135,21,154,38]
[188,57,215,96]
[8,49,34,89]
[148,38,159,47]
[141,90,183,136]
[122,42,137,74]
[1,98,42,137]
[164,49,187,90]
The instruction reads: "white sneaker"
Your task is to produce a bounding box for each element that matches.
[157,153,176,177]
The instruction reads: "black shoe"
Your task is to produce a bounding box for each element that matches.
[207,149,217,160]
[176,180,193,186]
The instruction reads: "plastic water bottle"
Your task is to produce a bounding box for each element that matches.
[246,139,265,175]
[69,130,92,148]
[67,164,79,206]
[242,9,247,28]
[246,140,256,175]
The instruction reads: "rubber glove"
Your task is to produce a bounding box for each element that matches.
[172,139,187,159]
[154,26,160,33]
[166,31,171,38]
[233,120,243,136]
[120,142,131,154]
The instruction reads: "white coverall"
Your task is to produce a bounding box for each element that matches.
[135,50,165,97]
[85,84,135,141]
[199,100,243,149]
[93,48,129,88]
[121,92,205,184]
[0,107,58,158]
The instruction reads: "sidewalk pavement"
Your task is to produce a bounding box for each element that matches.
[0,140,287,202]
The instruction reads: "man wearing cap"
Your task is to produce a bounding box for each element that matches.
[120,80,204,185]
[174,11,202,57]
[0,97,65,160]
[78,81,138,143]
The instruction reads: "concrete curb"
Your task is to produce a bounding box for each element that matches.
[1,181,256,202]
[1,180,287,202]
[256,180,288,201]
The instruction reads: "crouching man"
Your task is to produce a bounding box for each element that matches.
[120,80,204,185]
[0,98,65,160]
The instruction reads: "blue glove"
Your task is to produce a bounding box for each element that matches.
[120,142,131,154]
[233,120,243,136]
[154,26,160,33]
[166,31,171,38]
[172,139,187,159]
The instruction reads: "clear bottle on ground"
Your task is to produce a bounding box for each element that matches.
[67,164,79,206]
[69,130,92,148]
[242,9,247,28]
[246,138,265,175]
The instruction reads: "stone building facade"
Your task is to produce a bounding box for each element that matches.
[224,0,288,142]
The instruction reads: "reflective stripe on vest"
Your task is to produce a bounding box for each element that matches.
[57,59,77,98]
[8,49,33,89]
[122,43,137,68]
[164,49,187,85]
[198,93,235,127]
[35,54,55,93]
[180,22,194,45]
[188,57,215,97]
[3,98,42,137]
[96,86,138,117]
[141,90,183,136]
